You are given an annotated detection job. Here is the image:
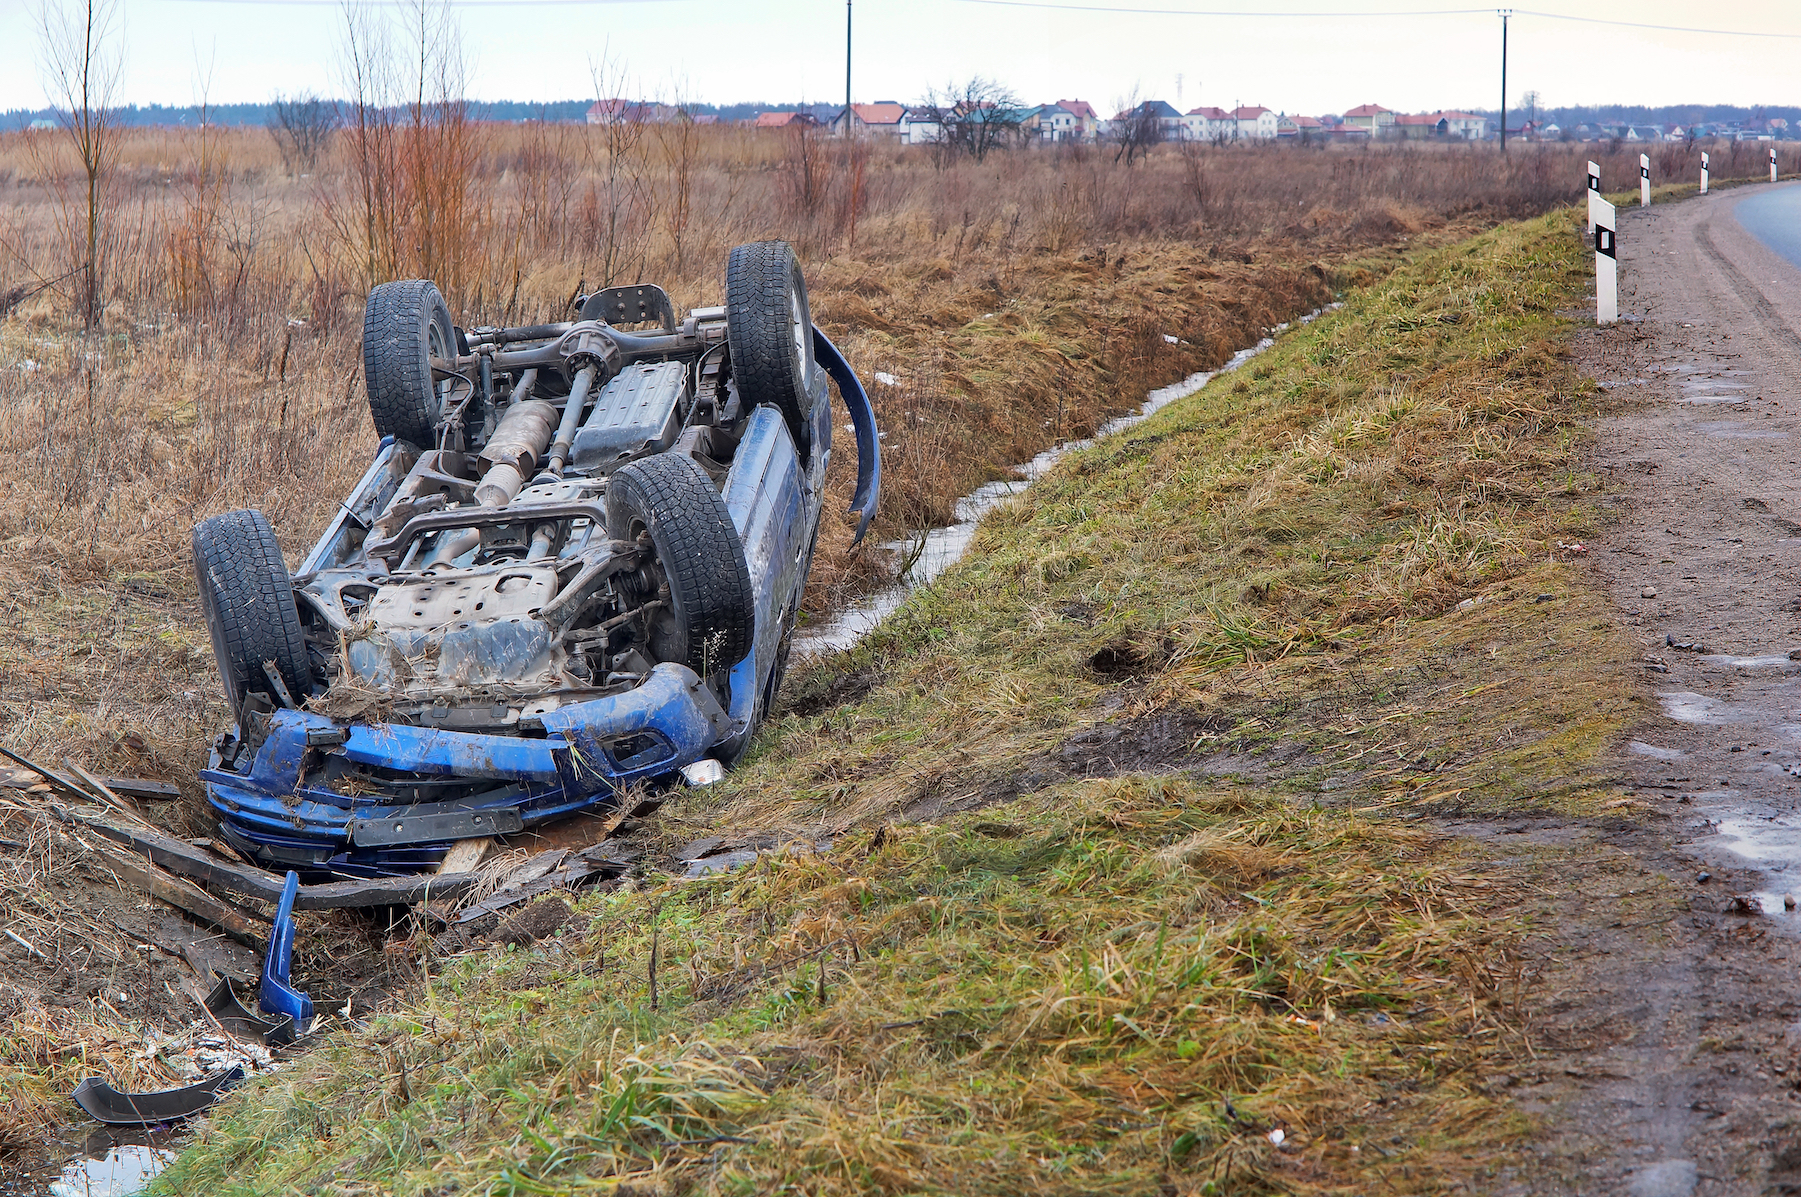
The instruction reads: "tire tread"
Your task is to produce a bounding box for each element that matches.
[606,455,755,673]
[193,509,312,718]
[363,279,450,447]
[725,241,812,452]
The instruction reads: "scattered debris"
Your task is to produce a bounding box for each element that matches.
[1730,894,1762,915]
[684,849,760,879]
[1643,656,1670,674]
[1697,872,1712,883]
[1786,894,1796,911]
[1642,587,1658,598]
[453,843,640,925]
[1556,541,1587,554]
[4,927,44,958]
[1666,634,1712,653]
[205,977,298,1047]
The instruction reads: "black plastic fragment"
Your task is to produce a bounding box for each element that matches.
[71,1067,244,1125]
[204,976,296,1047]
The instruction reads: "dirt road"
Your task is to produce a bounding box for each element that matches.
[1511,183,1801,1195]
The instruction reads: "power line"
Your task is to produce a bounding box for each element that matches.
[1510,8,1801,39]
[133,0,1801,35]
[949,0,1801,39]
[955,1,1489,15]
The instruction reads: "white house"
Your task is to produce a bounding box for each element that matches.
[899,107,941,145]
[1232,106,1278,140]
[1437,111,1488,139]
[1184,105,1231,141]
[1030,103,1081,142]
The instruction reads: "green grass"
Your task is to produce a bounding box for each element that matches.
[156,206,1642,1195]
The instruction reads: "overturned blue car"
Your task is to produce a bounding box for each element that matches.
[192,241,879,879]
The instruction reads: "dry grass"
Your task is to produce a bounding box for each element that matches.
[155,206,1640,1195]
[0,124,1695,1152]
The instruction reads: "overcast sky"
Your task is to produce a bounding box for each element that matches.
[0,0,1795,118]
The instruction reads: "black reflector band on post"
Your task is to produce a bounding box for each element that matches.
[1595,227,1616,260]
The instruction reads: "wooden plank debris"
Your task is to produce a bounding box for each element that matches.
[454,843,640,924]
[94,846,267,951]
[54,806,480,910]
[437,837,494,875]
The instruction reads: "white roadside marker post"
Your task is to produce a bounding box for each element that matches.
[1587,160,1601,233]
[1773,147,1780,183]
[1701,151,1709,195]
[1640,153,1651,207]
[1594,196,1618,326]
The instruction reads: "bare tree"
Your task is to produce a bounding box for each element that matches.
[1110,92,1164,166]
[653,89,698,278]
[269,93,336,173]
[329,0,479,292]
[37,0,122,328]
[922,77,1026,163]
[584,53,649,288]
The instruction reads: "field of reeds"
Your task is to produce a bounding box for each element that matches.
[0,117,1761,1164]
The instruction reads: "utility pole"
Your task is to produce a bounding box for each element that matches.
[844,0,852,139]
[1499,9,1510,153]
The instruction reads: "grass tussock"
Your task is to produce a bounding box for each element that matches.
[158,207,1637,1194]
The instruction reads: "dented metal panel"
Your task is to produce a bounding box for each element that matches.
[569,361,687,473]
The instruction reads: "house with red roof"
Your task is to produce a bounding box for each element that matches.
[1232,105,1277,140]
[1184,105,1231,141]
[750,111,821,130]
[1395,110,1490,140]
[832,102,908,140]
[1277,114,1325,139]
[1341,103,1396,134]
[1053,99,1100,141]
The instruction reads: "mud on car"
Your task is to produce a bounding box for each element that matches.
[192,241,879,878]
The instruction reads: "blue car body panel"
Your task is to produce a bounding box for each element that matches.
[723,405,810,698]
[207,662,733,871]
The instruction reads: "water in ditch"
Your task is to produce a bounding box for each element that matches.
[794,309,1335,657]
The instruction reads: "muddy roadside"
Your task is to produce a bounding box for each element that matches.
[1490,181,1801,1195]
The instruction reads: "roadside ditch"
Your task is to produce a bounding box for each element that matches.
[150,207,1669,1195]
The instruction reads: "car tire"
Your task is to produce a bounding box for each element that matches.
[605,454,755,676]
[363,279,454,448]
[725,240,814,455]
[193,509,314,723]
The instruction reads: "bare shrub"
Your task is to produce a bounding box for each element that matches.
[326,0,483,295]
[580,56,650,290]
[268,93,336,174]
[34,0,123,327]
[922,77,1027,164]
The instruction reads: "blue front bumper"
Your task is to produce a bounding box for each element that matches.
[203,663,743,875]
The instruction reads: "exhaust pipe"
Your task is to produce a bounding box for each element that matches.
[474,372,557,508]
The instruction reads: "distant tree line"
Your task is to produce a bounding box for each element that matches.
[1,98,844,131]
[1461,102,1801,129]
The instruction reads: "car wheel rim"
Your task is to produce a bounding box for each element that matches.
[790,288,807,365]
[427,321,450,416]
